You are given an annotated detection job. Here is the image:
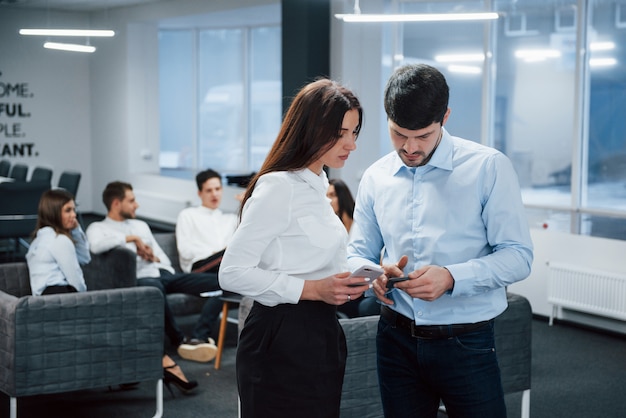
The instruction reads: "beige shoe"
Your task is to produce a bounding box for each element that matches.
[177,340,218,363]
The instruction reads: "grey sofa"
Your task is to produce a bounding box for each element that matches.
[0,262,165,418]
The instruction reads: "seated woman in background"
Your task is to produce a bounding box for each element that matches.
[327,178,354,234]
[328,179,380,319]
[26,188,90,295]
[26,189,196,395]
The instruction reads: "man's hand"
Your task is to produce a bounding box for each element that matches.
[393,265,454,301]
[371,255,409,305]
[127,235,157,262]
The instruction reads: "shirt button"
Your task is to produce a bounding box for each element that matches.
[417,311,423,317]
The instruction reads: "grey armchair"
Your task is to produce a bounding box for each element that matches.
[0,262,165,418]
[83,233,206,316]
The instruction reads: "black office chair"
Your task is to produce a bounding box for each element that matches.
[30,166,53,187]
[0,180,50,257]
[0,160,10,177]
[57,171,81,198]
[8,163,28,181]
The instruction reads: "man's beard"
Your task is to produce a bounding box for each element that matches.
[120,210,135,220]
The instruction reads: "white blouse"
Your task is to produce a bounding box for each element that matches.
[219,169,348,307]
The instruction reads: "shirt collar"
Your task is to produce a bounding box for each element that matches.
[199,205,222,215]
[391,127,454,176]
[294,168,330,195]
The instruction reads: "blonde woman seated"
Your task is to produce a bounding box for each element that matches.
[26,189,196,395]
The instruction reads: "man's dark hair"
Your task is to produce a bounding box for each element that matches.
[196,169,222,191]
[102,181,133,211]
[384,64,449,130]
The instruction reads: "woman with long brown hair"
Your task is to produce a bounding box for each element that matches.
[26,189,90,295]
[219,78,367,417]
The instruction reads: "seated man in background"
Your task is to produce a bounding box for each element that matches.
[176,168,238,274]
[86,181,219,363]
[175,169,238,349]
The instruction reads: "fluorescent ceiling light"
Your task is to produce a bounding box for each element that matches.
[448,65,481,74]
[589,58,617,67]
[435,53,485,63]
[43,42,96,53]
[335,12,499,23]
[589,41,615,51]
[515,49,561,60]
[20,29,115,37]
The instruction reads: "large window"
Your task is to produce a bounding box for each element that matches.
[392,0,626,240]
[159,24,281,178]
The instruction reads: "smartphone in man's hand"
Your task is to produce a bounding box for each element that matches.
[386,276,409,290]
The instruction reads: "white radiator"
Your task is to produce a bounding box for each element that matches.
[547,262,626,326]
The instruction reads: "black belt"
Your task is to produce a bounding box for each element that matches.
[381,305,490,339]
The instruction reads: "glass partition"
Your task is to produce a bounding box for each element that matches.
[391,0,626,240]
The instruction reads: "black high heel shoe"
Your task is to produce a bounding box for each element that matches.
[163,363,198,397]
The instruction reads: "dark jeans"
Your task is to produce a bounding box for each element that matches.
[376,313,506,418]
[138,269,222,346]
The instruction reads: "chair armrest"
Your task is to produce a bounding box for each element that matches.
[0,291,18,392]
[3,287,164,397]
[82,247,137,290]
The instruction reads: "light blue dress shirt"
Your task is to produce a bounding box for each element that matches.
[26,226,90,296]
[347,129,533,324]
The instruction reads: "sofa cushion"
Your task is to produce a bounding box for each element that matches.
[0,262,31,297]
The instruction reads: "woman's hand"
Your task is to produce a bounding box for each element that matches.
[69,218,79,230]
[301,271,371,305]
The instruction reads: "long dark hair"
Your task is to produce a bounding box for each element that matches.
[329,178,354,221]
[238,78,362,217]
[35,189,75,239]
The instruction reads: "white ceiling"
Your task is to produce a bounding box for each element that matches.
[0,0,163,12]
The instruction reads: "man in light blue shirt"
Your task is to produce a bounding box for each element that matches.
[347,64,533,417]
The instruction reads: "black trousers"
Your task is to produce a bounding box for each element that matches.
[138,269,221,346]
[237,300,347,418]
[42,285,77,295]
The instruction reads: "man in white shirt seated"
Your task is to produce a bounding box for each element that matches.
[86,181,219,363]
[175,169,238,349]
[176,169,238,274]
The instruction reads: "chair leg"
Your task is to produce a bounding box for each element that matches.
[215,301,230,370]
[152,379,163,418]
[10,396,17,418]
[521,389,530,418]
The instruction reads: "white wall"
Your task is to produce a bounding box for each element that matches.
[0,8,93,210]
[510,228,626,334]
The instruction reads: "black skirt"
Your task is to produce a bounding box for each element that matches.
[237,300,347,418]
